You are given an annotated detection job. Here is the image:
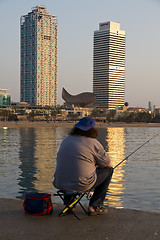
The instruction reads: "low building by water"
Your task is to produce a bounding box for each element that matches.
[0,89,11,105]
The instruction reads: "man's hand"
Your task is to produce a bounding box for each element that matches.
[108,162,113,168]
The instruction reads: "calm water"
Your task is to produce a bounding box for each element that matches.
[0,126,160,213]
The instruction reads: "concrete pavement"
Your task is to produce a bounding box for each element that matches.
[0,198,160,240]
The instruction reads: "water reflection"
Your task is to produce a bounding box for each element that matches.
[18,128,37,198]
[34,128,57,193]
[18,127,69,199]
[105,128,125,209]
[0,128,21,198]
[0,126,160,213]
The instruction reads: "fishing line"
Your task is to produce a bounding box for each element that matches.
[88,133,159,199]
[113,133,160,170]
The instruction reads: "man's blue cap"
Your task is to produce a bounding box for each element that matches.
[75,117,95,131]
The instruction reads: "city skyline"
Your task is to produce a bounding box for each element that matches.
[93,21,125,109]
[0,0,160,108]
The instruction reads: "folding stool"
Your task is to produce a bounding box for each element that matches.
[54,190,88,219]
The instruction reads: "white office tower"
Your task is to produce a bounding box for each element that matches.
[93,21,125,109]
[20,6,58,106]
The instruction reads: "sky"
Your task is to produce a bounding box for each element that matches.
[0,0,160,108]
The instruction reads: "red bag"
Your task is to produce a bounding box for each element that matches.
[23,193,53,215]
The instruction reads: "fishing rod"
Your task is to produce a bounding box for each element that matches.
[113,133,160,170]
[87,133,159,199]
[86,133,159,199]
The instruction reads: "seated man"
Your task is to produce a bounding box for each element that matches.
[53,117,113,215]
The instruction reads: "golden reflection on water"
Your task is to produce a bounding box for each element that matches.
[33,127,69,193]
[29,127,126,208]
[105,128,125,209]
[18,126,126,207]
[34,128,57,193]
[18,127,70,197]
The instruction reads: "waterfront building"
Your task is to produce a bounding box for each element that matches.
[148,101,155,113]
[155,108,160,115]
[0,89,11,105]
[127,107,148,113]
[60,106,93,118]
[20,6,58,106]
[93,21,125,109]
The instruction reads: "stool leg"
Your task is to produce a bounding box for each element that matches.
[58,192,88,219]
[78,201,88,215]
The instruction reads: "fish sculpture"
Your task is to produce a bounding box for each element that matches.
[62,88,96,107]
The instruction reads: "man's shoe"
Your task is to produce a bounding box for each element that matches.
[96,206,108,215]
[88,206,108,216]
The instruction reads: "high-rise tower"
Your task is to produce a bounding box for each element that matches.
[20,6,58,106]
[93,21,125,109]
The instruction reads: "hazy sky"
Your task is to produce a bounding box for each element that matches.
[0,0,160,107]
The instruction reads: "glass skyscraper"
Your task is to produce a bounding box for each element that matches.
[93,21,125,109]
[20,6,58,106]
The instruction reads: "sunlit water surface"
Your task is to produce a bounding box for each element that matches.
[0,126,160,213]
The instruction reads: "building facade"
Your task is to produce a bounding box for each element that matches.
[0,89,11,105]
[93,21,125,109]
[20,6,58,106]
[148,101,155,113]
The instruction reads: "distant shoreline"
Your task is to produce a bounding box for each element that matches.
[1,121,160,128]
